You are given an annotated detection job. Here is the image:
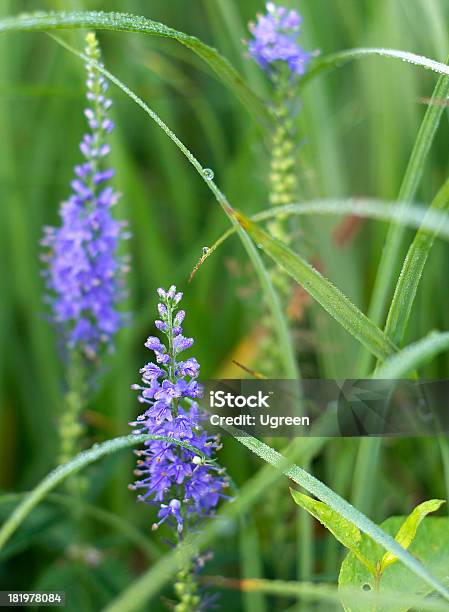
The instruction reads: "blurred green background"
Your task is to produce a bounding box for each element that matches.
[1,0,449,609]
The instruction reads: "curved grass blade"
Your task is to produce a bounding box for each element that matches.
[384,177,449,347]
[49,34,298,379]
[233,211,397,361]
[0,10,269,124]
[374,331,449,378]
[302,47,449,86]
[190,198,449,280]
[0,434,205,551]
[0,492,160,559]
[228,430,449,603]
[106,429,449,611]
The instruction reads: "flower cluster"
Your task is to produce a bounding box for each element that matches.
[41,32,129,358]
[247,2,311,76]
[130,286,228,534]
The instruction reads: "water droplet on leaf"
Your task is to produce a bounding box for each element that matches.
[203,168,214,180]
[202,247,210,255]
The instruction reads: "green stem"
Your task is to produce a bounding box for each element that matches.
[199,576,449,612]
[58,351,86,466]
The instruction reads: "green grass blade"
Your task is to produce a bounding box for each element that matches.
[252,199,449,239]
[384,178,449,346]
[0,492,160,559]
[351,63,449,516]
[374,331,449,378]
[234,211,397,361]
[49,34,298,379]
[192,199,449,275]
[0,434,205,551]
[302,47,449,86]
[200,577,449,612]
[239,517,268,612]
[361,64,449,368]
[0,10,270,123]
[227,430,449,603]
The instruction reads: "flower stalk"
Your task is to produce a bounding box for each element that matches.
[41,32,128,467]
[130,286,228,609]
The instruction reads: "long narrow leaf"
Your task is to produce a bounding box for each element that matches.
[191,198,449,280]
[375,331,449,378]
[351,64,449,514]
[200,576,449,612]
[361,60,449,367]
[234,211,397,361]
[385,178,449,346]
[302,47,449,86]
[0,10,269,123]
[227,430,449,603]
[0,434,205,551]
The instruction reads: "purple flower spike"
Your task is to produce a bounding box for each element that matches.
[41,32,129,358]
[130,287,228,536]
[247,2,311,77]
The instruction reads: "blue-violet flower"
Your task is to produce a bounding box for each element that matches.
[130,286,228,535]
[41,32,129,358]
[247,2,311,76]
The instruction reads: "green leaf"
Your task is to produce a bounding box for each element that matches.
[228,429,449,602]
[193,199,449,277]
[380,500,445,572]
[358,58,449,374]
[290,489,375,573]
[0,433,205,551]
[234,211,398,361]
[0,10,269,124]
[302,47,449,86]
[375,331,449,378]
[350,59,449,520]
[384,177,449,347]
[339,516,449,612]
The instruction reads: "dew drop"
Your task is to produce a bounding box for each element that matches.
[256,243,264,250]
[202,246,210,255]
[203,168,214,180]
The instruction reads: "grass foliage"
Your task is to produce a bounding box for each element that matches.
[2,1,449,610]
